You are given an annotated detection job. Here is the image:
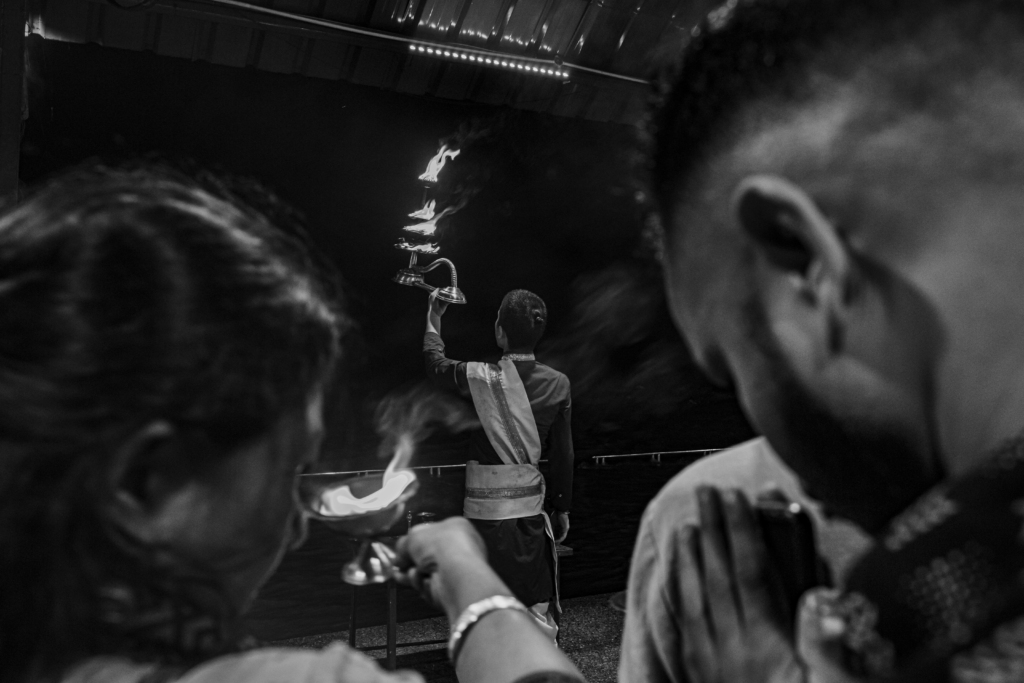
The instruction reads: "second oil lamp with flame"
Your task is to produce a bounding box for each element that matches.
[300,467,420,585]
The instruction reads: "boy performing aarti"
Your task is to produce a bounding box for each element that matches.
[423,288,574,639]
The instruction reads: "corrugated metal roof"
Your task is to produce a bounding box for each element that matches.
[30,0,696,124]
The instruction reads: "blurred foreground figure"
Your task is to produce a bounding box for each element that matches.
[622,0,1024,681]
[424,289,574,640]
[621,438,871,682]
[0,164,583,683]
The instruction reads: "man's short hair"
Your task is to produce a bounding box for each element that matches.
[649,0,1024,220]
[498,289,548,350]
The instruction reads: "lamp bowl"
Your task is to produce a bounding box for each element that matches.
[300,471,420,538]
[393,268,425,287]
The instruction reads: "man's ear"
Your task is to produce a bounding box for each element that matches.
[105,420,201,543]
[732,174,852,312]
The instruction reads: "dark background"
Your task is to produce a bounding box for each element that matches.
[21,36,753,470]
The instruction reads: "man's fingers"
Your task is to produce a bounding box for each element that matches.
[394,534,414,569]
[679,525,718,682]
[697,486,743,645]
[797,588,845,645]
[395,566,417,588]
[721,488,776,625]
[396,524,437,572]
[798,588,855,683]
[396,564,437,607]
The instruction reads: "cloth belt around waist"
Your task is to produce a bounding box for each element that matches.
[463,460,545,521]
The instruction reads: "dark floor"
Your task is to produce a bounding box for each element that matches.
[271,592,626,683]
[244,456,705,641]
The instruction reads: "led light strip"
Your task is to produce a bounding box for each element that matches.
[408,44,569,79]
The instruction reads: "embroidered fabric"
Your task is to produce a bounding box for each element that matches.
[465,484,545,499]
[838,437,1024,681]
[483,364,530,464]
[465,360,541,467]
[502,353,536,362]
[950,615,1024,683]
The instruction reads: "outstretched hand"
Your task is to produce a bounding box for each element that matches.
[426,289,449,336]
[395,517,583,683]
[429,289,449,317]
[679,486,806,683]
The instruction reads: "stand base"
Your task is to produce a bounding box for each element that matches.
[435,285,467,305]
[343,540,400,586]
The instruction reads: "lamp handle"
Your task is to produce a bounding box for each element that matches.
[416,257,458,288]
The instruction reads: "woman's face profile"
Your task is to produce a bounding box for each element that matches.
[143,391,327,612]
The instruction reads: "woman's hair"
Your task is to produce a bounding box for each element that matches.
[0,163,345,680]
[498,289,548,350]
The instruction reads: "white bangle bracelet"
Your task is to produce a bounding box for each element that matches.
[447,595,530,665]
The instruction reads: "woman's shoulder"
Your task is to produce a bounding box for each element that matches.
[63,645,423,683]
[181,644,422,683]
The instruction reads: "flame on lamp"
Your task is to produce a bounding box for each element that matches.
[418,145,460,183]
[403,218,440,237]
[409,200,436,220]
[319,435,416,516]
[396,238,439,254]
[403,205,456,237]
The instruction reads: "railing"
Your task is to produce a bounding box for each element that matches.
[301,448,725,479]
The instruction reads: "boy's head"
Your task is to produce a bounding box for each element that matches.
[496,289,548,353]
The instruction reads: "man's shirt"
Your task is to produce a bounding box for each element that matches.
[423,331,574,512]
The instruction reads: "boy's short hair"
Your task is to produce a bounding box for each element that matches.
[498,289,548,350]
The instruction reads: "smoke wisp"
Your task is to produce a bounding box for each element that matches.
[373,383,479,469]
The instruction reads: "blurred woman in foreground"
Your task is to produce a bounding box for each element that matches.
[0,164,584,683]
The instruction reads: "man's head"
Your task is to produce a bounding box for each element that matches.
[652,0,1024,532]
[496,289,548,353]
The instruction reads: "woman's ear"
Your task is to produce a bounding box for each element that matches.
[104,420,199,543]
[732,174,852,311]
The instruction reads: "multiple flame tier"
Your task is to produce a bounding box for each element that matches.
[393,144,467,304]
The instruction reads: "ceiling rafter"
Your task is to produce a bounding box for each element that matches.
[35,0,658,124]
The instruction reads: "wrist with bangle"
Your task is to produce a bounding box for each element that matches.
[447,594,532,666]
